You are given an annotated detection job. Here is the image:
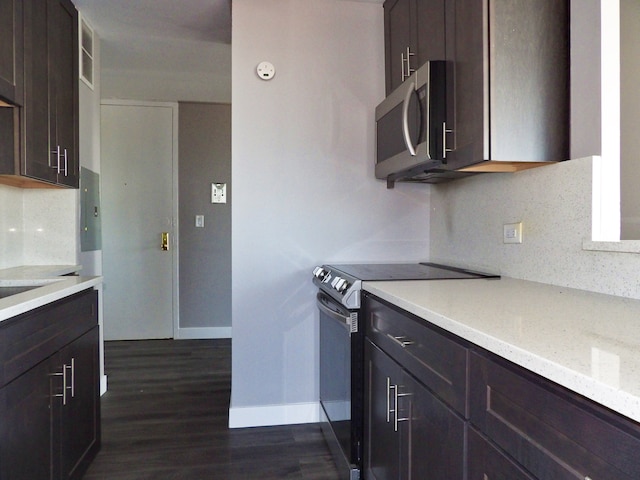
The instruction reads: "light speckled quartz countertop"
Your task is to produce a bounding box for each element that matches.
[364,277,640,424]
[0,265,102,322]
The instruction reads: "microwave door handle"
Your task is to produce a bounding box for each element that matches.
[401,80,417,156]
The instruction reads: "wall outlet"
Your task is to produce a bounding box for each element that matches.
[503,222,523,244]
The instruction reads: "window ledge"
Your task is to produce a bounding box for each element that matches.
[583,240,640,253]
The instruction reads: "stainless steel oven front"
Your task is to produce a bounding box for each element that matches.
[317,291,363,480]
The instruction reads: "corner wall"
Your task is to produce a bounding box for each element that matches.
[230,0,431,427]
[178,102,232,338]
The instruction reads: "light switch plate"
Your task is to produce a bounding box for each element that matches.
[212,183,227,204]
[195,215,205,228]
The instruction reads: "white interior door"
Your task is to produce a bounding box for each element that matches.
[100,101,178,340]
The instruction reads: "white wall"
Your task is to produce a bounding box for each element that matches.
[78,24,103,277]
[620,0,640,239]
[230,0,431,427]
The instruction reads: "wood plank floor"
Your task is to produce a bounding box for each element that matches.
[83,339,340,480]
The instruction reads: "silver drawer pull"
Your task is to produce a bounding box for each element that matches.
[386,334,414,348]
[387,378,394,423]
[394,388,412,432]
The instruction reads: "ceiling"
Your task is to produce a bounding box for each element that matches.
[73,0,231,44]
[72,0,232,100]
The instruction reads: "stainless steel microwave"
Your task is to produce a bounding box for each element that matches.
[375,61,449,187]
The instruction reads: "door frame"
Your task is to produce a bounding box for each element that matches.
[100,99,180,339]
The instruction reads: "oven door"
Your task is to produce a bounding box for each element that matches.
[317,291,362,479]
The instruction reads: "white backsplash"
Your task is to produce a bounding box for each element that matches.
[0,185,24,269]
[429,156,640,299]
[0,184,78,269]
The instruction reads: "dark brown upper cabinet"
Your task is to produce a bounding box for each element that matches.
[447,0,570,173]
[0,0,79,188]
[384,0,445,95]
[382,0,570,180]
[0,0,24,106]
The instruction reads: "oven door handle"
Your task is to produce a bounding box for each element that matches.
[316,293,351,331]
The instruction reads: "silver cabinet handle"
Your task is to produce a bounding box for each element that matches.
[401,80,417,157]
[50,145,60,171]
[69,358,75,398]
[386,377,393,423]
[394,386,411,432]
[50,366,68,405]
[401,47,415,82]
[443,122,454,159]
[386,333,414,348]
[62,148,68,176]
[49,146,69,175]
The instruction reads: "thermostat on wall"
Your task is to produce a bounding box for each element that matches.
[257,61,275,80]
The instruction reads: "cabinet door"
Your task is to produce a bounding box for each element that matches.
[23,0,57,183]
[414,0,445,66]
[467,428,536,480]
[470,351,640,480]
[49,0,78,188]
[365,340,403,480]
[384,0,414,95]
[447,0,569,168]
[0,0,24,105]
[403,370,465,480]
[445,0,485,170]
[59,326,100,480]
[0,356,55,480]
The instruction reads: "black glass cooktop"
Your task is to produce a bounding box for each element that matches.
[326,262,499,281]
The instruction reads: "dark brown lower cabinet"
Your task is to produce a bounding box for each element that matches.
[0,355,55,479]
[470,350,640,480]
[363,291,640,480]
[0,289,100,480]
[467,427,536,480]
[364,340,464,480]
[59,327,100,480]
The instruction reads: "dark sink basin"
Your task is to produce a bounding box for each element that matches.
[0,286,39,299]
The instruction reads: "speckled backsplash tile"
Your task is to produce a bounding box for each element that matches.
[429,156,640,300]
[0,185,24,269]
[22,189,78,265]
[0,185,78,269]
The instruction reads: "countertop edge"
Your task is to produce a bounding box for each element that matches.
[0,276,103,322]
[363,278,640,425]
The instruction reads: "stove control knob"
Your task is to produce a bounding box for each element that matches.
[313,267,329,281]
[331,276,342,289]
[337,280,351,293]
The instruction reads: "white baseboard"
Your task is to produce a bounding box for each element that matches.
[174,326,232,339]
[228,402,320,428]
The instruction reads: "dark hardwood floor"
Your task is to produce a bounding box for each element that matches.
[84,339,340,479]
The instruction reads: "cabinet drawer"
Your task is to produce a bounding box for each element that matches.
[470,350,640,480]
[0,289,97,388]
[363,293,468,415]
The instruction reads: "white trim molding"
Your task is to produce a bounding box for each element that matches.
[228,402,320,429]
[175,327,232,339]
